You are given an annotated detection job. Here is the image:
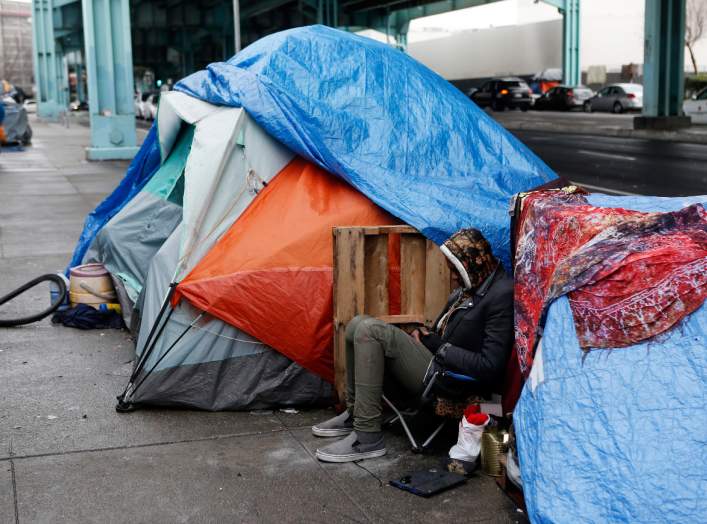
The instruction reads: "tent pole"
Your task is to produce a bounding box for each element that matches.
[127,282,177,382]
[116,283,177,411]
[122,313,205,404]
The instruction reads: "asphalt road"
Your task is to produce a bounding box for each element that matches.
[512,130,707,196]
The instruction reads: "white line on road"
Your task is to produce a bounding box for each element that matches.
[570,181,640,196]
[577,149,637,161]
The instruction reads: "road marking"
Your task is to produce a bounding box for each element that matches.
[570,181,640,196]
[577,149,637,161]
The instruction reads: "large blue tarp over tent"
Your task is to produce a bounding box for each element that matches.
[515,194,707,523]
[175,25,556,266]
[70,25,555,269]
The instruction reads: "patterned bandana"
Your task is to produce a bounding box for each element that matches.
[442,228,499,292]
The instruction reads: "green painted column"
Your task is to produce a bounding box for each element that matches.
[81,0,138,160]
[563,0,580,86]
[541,0,581,86]
[641,0,687,118]
[32,0,64,119]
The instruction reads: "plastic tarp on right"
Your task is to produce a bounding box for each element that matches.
[515,194,707,523]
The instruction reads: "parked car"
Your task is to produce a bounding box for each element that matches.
[533,85,594,111]
[469,77,533,111]
[683,86,707,124]
[584,83,643,113]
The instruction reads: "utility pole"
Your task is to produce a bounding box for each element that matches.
[233,0,241,54]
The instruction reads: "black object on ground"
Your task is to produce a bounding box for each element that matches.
[0,274,67,327]
[51,304,124,330]
[389,469,466,497]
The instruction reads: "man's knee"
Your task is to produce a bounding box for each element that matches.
[345,314,371,344]
[354,317,391,345]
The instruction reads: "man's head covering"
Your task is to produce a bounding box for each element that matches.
[440,228,498,291]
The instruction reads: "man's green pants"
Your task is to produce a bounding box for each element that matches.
[345,315,433,433]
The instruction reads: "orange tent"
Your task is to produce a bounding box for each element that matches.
[174,157,400,382]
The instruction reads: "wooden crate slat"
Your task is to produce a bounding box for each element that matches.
[424,239,452,325]
[376,314,425,324]
[332,228,365,403]
[400,234,427,317]
[363,235,389,317]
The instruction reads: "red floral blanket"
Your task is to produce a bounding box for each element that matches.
[513,190,707,377]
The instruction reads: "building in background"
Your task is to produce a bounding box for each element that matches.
[0,0,33,94]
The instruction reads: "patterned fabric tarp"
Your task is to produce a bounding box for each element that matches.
[514,189,707,376]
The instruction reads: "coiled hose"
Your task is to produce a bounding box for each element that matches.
[0,274,67,327]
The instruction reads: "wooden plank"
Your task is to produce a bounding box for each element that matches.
[400,234,427,316]
[361,225,417,236]
[424,240,452,325]
[332,225,415,237]
[376,314,425,324]
[363,235,389,317]
[332,228,365,404]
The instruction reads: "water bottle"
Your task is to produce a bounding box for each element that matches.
[49,272,70,311]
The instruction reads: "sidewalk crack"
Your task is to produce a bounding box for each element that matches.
[276,414,376,524]
[9,440,20,524]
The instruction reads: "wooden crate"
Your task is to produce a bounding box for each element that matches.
[332,225,452,403]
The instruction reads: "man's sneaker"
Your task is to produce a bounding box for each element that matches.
[311,410,354,437]
[315,431,386,463]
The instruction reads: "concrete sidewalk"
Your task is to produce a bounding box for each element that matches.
[0,117,523,524]
[490,109,707,144]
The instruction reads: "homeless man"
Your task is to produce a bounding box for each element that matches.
[312,228,514,463]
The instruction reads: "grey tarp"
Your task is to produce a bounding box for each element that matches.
[85,191,182,327]
[2,100,31,144]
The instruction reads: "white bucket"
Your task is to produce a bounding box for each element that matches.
[69,263,116,308]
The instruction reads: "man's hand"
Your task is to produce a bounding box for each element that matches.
[411,327,430,342]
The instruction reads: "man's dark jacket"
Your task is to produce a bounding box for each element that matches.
[420,267,514,393]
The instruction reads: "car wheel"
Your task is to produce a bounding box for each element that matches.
[583,102,592,113]
[491,100,503,111]
[613,102,623,114]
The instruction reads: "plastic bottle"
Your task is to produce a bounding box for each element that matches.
[49,272,70,311]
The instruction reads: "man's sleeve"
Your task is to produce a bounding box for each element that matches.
[440,287,514,387]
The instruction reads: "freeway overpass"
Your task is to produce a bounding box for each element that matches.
[31,0,682,160]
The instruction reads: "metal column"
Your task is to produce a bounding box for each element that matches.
[81,0,138,160]
[635,0,690,129]
[562,0,580,86]
[541,0,581,86]
[233,0,241,53]
[32,0,64,119]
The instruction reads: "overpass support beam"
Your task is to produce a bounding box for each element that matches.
[82,0,138,160]
[562,0,580,86]
[32,0,64,120]
[541,0,580,86]
[635,0,691,130]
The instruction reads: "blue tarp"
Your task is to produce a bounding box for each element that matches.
[515,194,707,523]
[70,26,555,270]
[67,125,161,272]
[175,25,556,266]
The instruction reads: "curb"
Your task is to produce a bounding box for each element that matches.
[501,122,707,145]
